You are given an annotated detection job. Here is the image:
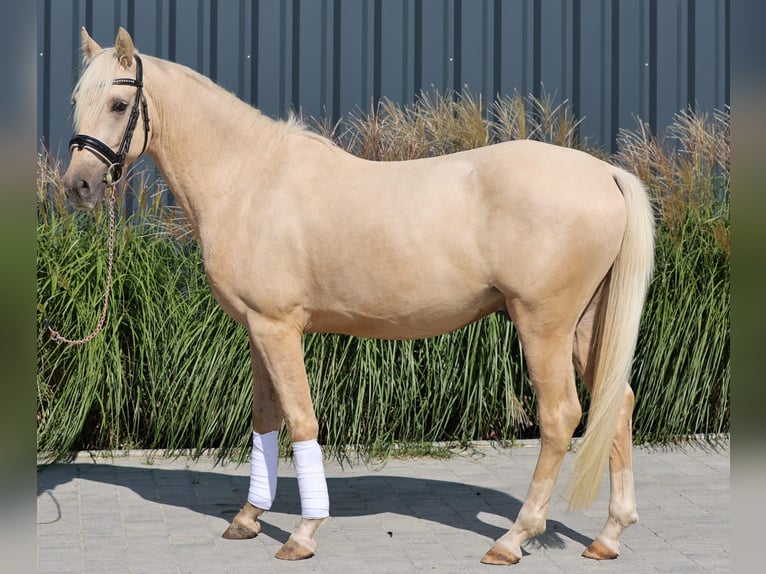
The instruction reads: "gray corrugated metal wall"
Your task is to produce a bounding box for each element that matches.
[38,0,729,158]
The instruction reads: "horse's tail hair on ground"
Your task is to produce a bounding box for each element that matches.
[566,166,655,510]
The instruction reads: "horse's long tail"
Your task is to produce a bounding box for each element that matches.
[566,166,655,510]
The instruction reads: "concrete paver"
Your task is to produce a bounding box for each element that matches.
[37,440,729,573]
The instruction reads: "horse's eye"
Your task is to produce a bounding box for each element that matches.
[112,100,129,113]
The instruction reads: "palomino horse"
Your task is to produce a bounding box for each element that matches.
[63,28,654,565]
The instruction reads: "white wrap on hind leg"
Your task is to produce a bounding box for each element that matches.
[292,439,329,519]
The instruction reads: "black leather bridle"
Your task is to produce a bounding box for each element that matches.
[69,54,150,185]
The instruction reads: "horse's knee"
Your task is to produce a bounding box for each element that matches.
[285,416,319,444]
[252,404,282,435]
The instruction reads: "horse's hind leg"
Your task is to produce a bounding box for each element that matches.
[222,339,283,541]
[482,304,582,565]
[573,293,639,560]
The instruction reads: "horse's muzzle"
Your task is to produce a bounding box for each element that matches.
[63,175,104,211]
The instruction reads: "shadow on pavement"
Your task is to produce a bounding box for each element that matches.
[37,462,593,553]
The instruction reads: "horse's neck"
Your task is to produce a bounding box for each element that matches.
[145,58,281,232]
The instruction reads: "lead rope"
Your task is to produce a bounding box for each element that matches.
[44,184,117,345]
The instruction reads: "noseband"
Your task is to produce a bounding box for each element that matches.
[69,54,150,184]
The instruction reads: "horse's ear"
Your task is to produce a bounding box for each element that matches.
[115,27,135,68]
[80,27,102,62]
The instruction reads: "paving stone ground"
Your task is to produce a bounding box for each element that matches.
[36,440,729,573]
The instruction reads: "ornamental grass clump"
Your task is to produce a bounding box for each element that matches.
[341,88,590,160]
[615,106,729,442]
[36,94,728,461]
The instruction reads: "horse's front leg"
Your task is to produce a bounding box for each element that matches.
[248,318,329,560]
[222,339,283,541]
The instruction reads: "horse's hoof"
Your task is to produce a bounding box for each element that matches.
[582,538,619,560]
[480,544,521,565]
[275,536,316,560]
[221,519,261,540]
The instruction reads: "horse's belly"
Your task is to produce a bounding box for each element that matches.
[306,287,505,339]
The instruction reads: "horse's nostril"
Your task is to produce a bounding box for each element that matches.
[80,179,90,191]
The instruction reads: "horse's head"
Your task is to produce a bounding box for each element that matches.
[63,27,150,210]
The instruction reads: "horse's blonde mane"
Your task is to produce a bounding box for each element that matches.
[72,47,130,131]
[280,113,338,149]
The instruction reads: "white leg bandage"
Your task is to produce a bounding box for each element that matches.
[292,439,329,519]
[247,430,279,510]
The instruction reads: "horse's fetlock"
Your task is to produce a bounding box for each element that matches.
[516,508,547,538]
[610,503,639,528]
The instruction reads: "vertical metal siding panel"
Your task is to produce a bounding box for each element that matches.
[157,0,166,59]
[372,0,382,104]
[638,0,650,125]
[497,0,530,99]
[212,0,239,95]
[537,0,565,100]
[298,0,324,119]
[577,0,606,149]
[656,0,684,136]
[482,0,490,99]
[171,1,198,71]
[113,0,124,34]
[278,0,287,115]
[724,0,730,107]
[290,0,300,113]
[458,0,483,95]
[419,0,448,94]
[609,0,619,152]
[255,1,282,119]
[618,1,643,138]
[560,0,571,104]
[39,0,50,148]
[572,0,581,121]
[238,0,247,99]
[452,0,461,93]
[331,0,341,122]
[401,0,411,104]
[130,0,160,58]
[687,0,695,106]
[601,0,613,151]
[413,0,423,96]
[89,2,118,44]
[47,1,78,156]
[248,0,259,106]
[38,0,731,159]
[359,0,369,108]
[522,0,533,99]
[321,0,329,114]
[380,0,406,104]
[197,1,207,74]
[693,0,721,112]
[492,0,502,98]
[338,0,364,118]
[648,0,658,131]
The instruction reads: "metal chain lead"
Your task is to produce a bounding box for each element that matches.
[45,186,117,345]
